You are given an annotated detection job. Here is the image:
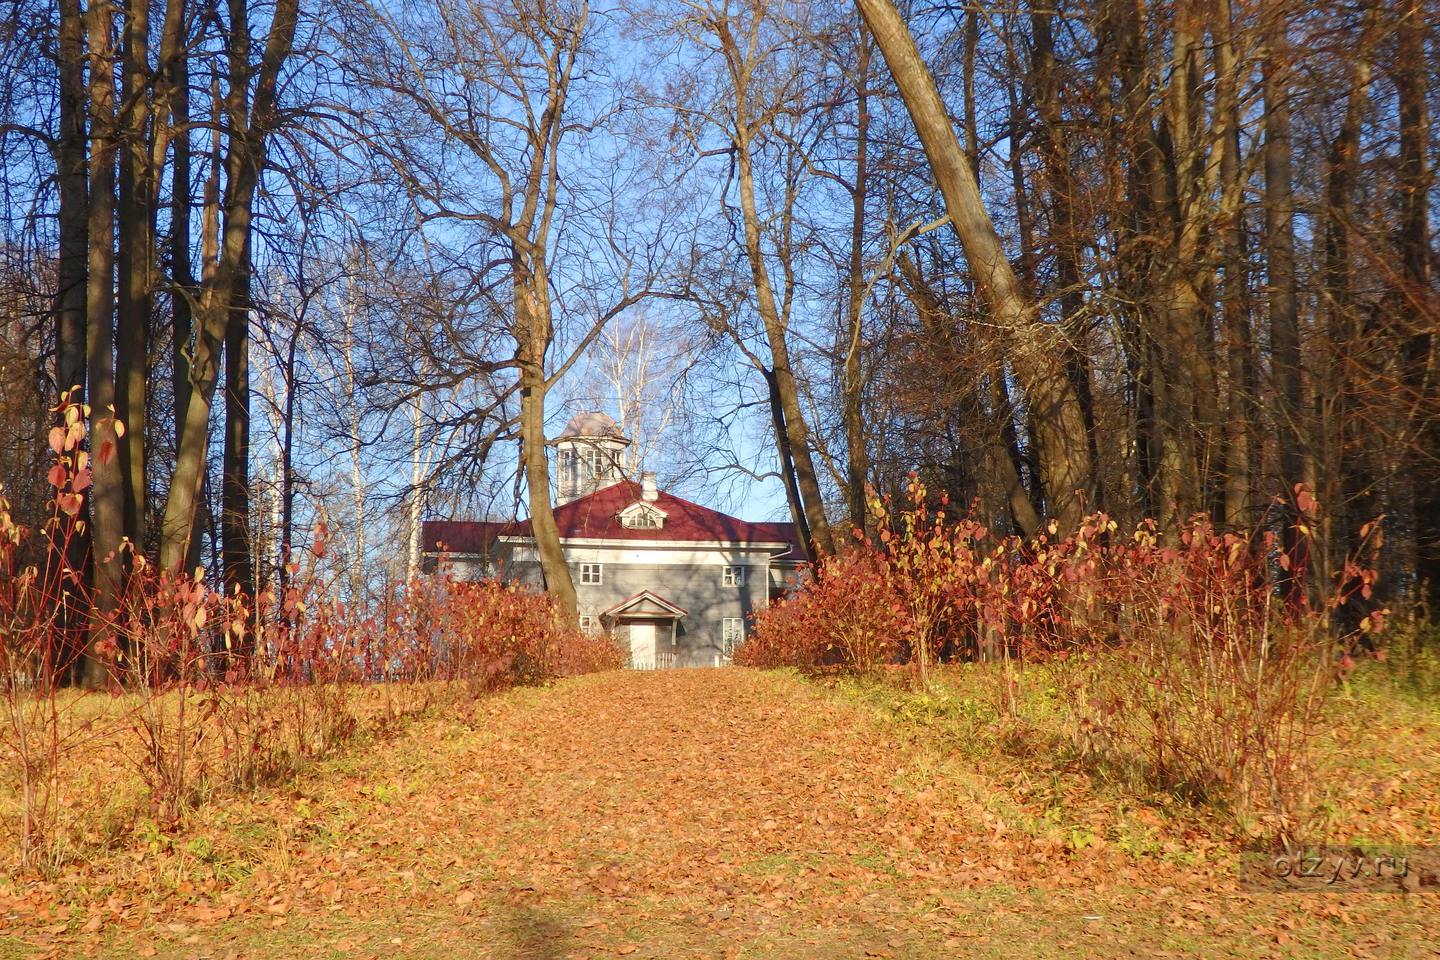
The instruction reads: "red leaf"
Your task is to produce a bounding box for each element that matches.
[48,426,66,454]
[71,468,92,493]
[97,438,116,465]
[47,463,67,489]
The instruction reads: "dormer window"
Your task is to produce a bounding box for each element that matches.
[618,501,667,530]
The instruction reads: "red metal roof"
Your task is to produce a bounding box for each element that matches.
[422,480,799,554]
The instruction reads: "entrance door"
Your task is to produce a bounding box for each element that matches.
[628,622,656,669]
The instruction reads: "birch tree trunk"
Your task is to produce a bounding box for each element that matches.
[341,286,367,602]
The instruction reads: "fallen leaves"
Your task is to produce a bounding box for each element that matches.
[2,669,1436,958]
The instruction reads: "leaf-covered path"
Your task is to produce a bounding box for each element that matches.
[13,669,1438,958]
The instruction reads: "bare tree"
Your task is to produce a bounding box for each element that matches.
[855,0,1093,532]
[158,0,299,573]
[340,0,675,616]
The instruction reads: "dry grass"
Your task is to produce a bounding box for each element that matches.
[0,668,1435,959]
[0,680,450,874]
[830,655,1440,851]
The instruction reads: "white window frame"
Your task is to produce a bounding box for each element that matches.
[721,617,744,656]
[580,563,603,585]
[583,448,606,482]
[579,615,598,634]
[722,565,746,586]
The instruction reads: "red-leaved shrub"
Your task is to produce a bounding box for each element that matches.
[744,474,1388,840]
[1,396,625,861]
[738,550,908,671]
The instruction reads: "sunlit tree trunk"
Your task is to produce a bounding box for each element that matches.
[405,389,428,584]
[855,0,1092,532]
[158,0,298,572]
[515,252,577,617]
[1215,0,1255,528]
[840,27,872,538]
[723,80,835,558]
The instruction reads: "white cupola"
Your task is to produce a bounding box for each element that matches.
[550,411,631,505]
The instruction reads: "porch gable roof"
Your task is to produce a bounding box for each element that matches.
[600,590,688,620]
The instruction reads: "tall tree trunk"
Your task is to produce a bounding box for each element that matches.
[1323,4,1377,599]
[277,328,298,592]
[158,0,298,572]
[1105,0,1160,519]
[220,0,252,600]
[961,8,978,184]
[1262,4,1307,601]
[1030,3,1101,512]
[762,367,814,553]
[733,135,835,561]
[342,289,367,602]
[52,0,90,683]
[1215,0,1254,528]
[856,0,1092,531]
[222,238,252,598]
[841,28,872,538]
[1158,5,1222,522]
[515,255,578,619]
[115,0,152,549]
[1395,0,1438,609]
[84,0,123,687]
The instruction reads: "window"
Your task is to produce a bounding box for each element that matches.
[579,615,598,634]
[580,563,603,584]
[722,565,746,586]
[583,448,606,482]
[721,618,744,657]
